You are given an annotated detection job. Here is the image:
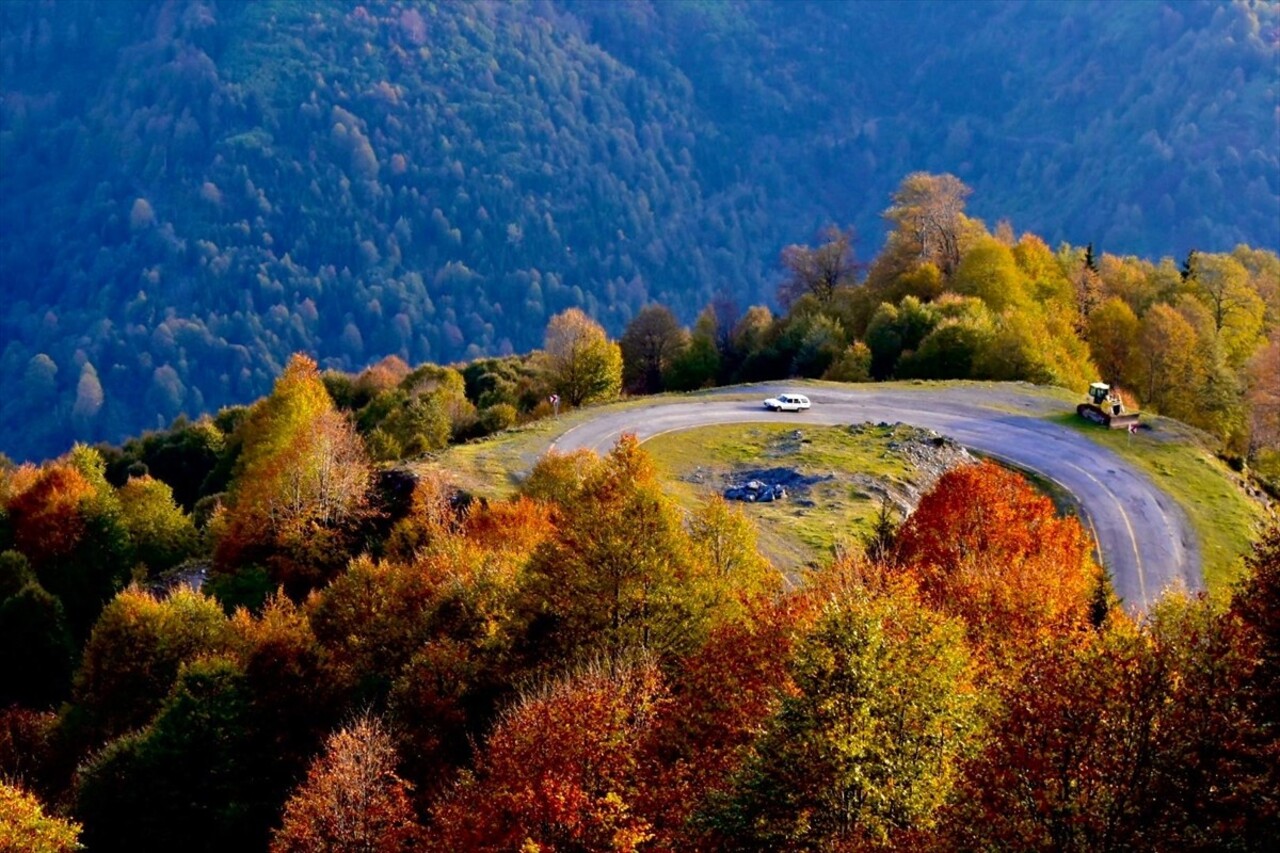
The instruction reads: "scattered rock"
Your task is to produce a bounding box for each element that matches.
[719,422,974,513]
[725,478,788,502]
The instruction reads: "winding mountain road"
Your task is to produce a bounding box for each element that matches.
[549,383,1200,611]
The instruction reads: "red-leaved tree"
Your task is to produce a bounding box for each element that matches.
[894,460,1102,661]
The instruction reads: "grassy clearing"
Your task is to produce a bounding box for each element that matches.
[644,423,920,572]
[1047,413,1265,596]
[434,418,563,499]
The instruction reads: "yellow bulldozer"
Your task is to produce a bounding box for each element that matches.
[1077,382,1140,429]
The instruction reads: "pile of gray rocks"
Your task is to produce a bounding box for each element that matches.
[724,479,787,502]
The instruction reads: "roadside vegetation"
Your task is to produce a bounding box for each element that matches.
[1051,412,1266,595]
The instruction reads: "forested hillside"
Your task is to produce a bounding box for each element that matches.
[1,0,1278,460]
[2,355,1278,848]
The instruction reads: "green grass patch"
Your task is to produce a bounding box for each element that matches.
[1047,412,1265,596]
[431,417,568,499]
[644,423,919,572]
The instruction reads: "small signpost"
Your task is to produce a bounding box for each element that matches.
[1128,421,1138,444]
[549,393,560,416]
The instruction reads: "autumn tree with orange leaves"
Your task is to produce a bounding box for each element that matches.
[636,598,806,847]
[934,593,1266,851]
[429,659,664,852]
[3,446,134,640]
[272,714,422,853]
[894,460,1103,661]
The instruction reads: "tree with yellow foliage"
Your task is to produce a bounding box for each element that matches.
[883,172,973,278]
[0,782,81,853]
[542,308,622,407]
[216,355,373,591]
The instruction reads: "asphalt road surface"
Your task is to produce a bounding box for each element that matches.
[549,383,1200,612]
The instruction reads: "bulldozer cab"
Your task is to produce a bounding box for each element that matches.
[1079,382,1139,429]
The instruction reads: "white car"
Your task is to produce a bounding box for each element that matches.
[764,393,811,412]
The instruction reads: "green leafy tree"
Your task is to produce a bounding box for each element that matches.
[399,363,477,441]
[898,297,995,380]
[70,587,234,746]
[378,392,452,456]
[951,236,1032,313]
[977,306,1095,390]
[703,588,979,849]
[687,495,780,617]
[74,657,260,853]
[105,417,228,512]
[117,475,198,575]
[0,582,74,708]
[1186,253,1267,369]
[663,307,721,391]
[788,312,848,378]
[0,550,36,602]
[731,306,776,354]
[823,340,873,382]
[865,296,940,379]
[620,304,688,394]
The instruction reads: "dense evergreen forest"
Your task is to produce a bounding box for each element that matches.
[2,0,1278,461]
